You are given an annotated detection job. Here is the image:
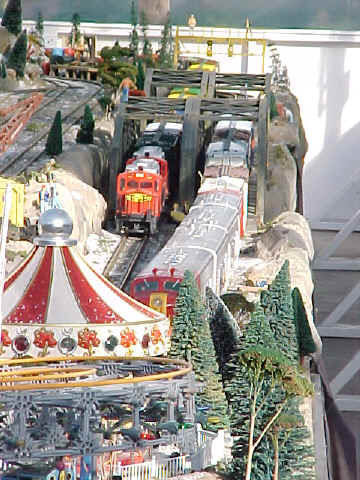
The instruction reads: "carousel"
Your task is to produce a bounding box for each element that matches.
[0,210,199,472]
[0,209,171,359]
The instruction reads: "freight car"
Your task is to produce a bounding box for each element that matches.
[129,118,254,316]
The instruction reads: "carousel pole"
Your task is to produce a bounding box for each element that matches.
[0,184,13,346]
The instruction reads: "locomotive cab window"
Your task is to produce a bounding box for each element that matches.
[164,280,180,291]
[127,180,138,188]
[140,181,153,189]
[135,280,159,293]
[120,178,125,190]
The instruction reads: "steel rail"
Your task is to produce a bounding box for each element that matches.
[0,83,102,177]
[103,236,147,289]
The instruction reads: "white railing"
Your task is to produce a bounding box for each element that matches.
[191,428,226,471]
[112,455,188,480]
[0,459,9,472]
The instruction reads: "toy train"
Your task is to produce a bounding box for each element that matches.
[129,118,254,317]
[115,122,183,234]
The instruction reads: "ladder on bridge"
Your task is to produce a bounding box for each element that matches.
[0,92,44,154]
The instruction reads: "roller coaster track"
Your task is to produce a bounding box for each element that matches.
[0,80,102,177]
[103,236,147,289]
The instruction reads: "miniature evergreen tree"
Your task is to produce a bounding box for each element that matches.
[136,59,145,91]
[158,13,172,68]
[224,305,278,479]
[225,303,314,480]
[192,306,228,432]
[70,12,81,47]
[238,347,312,480]
[1,0,22,36]
[0,59,7,78]
[291,287,317,360]
[36,11,44,36]
[45,110,63,156]
[76,104,95,144]
[205,287,241,377]
[129,0,139,58]
[7,29,27,78]
[260,260,299,364]
[35,11,44,43]
[169,274,228,431]
[168,270,198,361]
[270,92,279,119]
[276,398,315,480]
[140,10,152,57]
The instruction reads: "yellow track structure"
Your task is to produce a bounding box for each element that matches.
[173,26,267,73]
[0,355,192,392]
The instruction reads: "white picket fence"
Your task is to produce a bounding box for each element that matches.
[112,455,189,480]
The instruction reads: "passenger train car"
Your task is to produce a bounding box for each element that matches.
[129,118,254,317]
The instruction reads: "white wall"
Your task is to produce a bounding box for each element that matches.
[23,20,360,225]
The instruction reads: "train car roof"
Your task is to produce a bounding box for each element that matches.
[136,180,245,277]
[134,146,165,158]
[144,122,183,133]
[215,119,253,133]
[125,158,161,174]
[206,140,248,157]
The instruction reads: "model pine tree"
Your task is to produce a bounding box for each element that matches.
[225,304,313,480]
[0,59,7,78]
[45,110,63,156]
[192,306,228,432]
[291,287,317,360]
[169,273,228,431]
[205,287,241,377]
[224,305,278,479]
[136,59,145,91]
[159,13,172,68]
[129,0,139,58]
[168,270,197,360]
[276,398,315,480]
[76,104,95,144]
[140,10,152,62]
[1,0,22,36]
[260,260,299,364]
[35,11,44,36]
[7,29,27,78]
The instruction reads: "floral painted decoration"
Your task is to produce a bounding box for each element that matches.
[151,325,163,345]
[34,327,57,356]
[1,329,12,347]
[120,327,137,349]
[78,328,100,355]
[0,329,12,354]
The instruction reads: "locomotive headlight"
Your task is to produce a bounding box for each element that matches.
[152,297,163,308]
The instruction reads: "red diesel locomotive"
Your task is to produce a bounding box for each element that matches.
[116,152,169,234]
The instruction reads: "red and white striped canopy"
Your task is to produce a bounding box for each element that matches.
[3,245,163,325]
[1,245,170,358]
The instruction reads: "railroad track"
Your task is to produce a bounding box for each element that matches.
[248,168,257,215]
[0,80,102,177]
[103,236,147,289]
